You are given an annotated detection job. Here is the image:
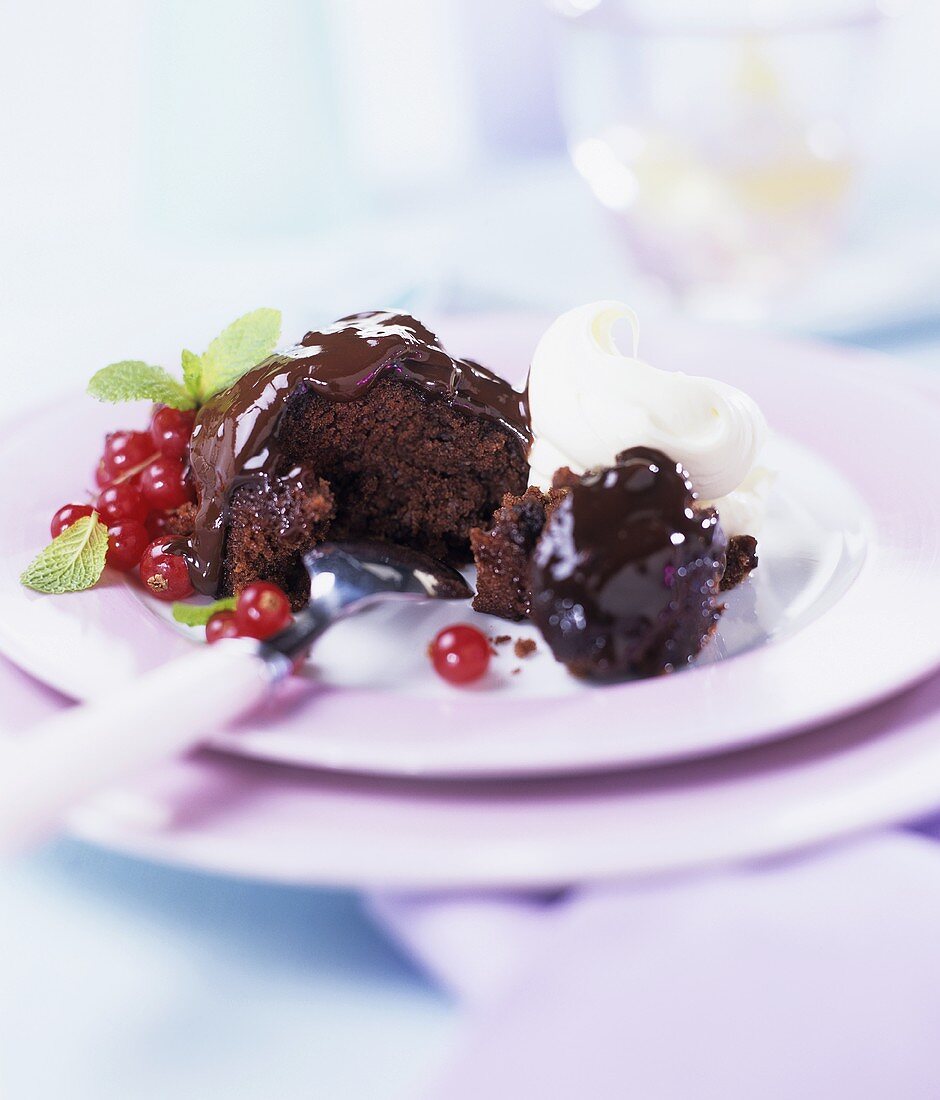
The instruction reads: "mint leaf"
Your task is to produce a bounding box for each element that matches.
[195,308,281,402]
[88,361,197,411]
[172,597,237,627]
[21,513,109,594]
[87,308,281,412]
[181,349,202,402]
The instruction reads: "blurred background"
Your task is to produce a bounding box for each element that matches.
[4,0,940,407]
[3,1,940,1096]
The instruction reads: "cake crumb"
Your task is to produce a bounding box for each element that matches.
[513,638,537,659]
[720,534,759,591]
[491,634,511,645]
[511,667,521,675]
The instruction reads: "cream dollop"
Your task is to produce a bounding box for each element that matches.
[527,301,770,535]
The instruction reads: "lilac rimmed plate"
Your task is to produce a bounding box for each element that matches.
[62,669,940,888]
[0,316,938,777]
[5,654,940,888]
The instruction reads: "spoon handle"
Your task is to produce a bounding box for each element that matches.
[0,640,290,858]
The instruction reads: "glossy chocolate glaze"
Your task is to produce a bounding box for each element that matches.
[529,447,727,681]
[180,311,531,595]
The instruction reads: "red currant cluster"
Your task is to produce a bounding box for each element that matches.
[206,583,293,645]
[51,405,198,599]
[50,401,296,642]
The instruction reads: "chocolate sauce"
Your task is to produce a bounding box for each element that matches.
[529,447,726,681]
[180,311,531,595]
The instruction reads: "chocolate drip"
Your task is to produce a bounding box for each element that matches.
[179,311,531,595]
[529,447,726,681]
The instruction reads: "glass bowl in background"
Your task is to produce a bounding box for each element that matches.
[550,0,889,320]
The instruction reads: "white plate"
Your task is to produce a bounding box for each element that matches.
[0,316,938,777]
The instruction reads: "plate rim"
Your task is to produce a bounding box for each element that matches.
[61,668,940,890]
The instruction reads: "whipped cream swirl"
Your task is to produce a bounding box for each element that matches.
[527,301,770,535]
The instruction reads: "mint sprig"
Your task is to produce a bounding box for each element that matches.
[181,348,202,400]
[192,308,282,403]
[21,513,109,594]
[87,308,281,410]
[87,361,196,411]
[172,597,237,627]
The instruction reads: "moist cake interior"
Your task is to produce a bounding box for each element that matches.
[175,312,531,607]
[223,377,529,605]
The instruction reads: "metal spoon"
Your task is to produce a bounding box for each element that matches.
[0,542,472,856]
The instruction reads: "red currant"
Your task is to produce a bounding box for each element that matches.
[96,482,149,525]
[235,581,293,640]
[145,511,173,539]
[429,624,491,685]
[103,430,153,478]
[50,503,94,539]
[94,459,116,490]
[206,611,242,645]
[106,521,150,572]
[150,406,196,460]
[141,458,193,511]
[139,539,194,601]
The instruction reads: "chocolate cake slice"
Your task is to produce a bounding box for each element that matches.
[472,468,758,627]
[176,312,530,606]
[528,448,727,680]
